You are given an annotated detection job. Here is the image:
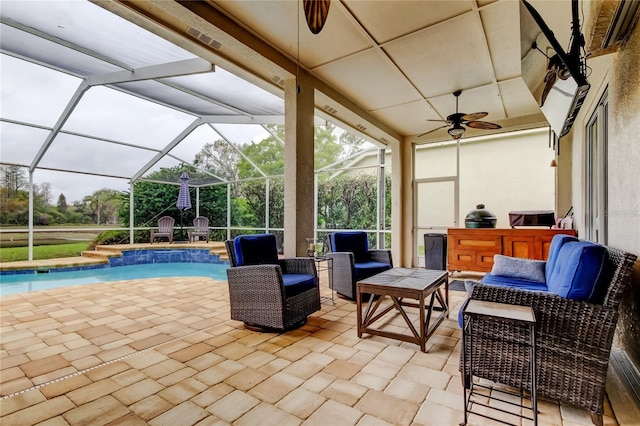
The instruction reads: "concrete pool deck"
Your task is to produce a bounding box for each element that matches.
[1,272,630,425]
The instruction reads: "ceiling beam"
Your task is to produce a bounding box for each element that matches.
[86,58,214,86]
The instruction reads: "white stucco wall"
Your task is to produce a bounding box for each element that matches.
[415,128,556,229]
[571,2,640,374]
[568,23,640,255]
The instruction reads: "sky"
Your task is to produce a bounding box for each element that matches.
[0,0,375,205]
[0,60,271,204]
[0,1,274,204]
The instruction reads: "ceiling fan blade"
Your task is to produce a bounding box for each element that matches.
[417,124,449,137]
[460,112,488,121]
[427,119,450,123]
[466,120,502,130]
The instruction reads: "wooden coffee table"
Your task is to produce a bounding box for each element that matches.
[356,268,449,352]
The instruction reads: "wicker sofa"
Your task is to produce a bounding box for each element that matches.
[225,234,321,331]
[459,235,637,425]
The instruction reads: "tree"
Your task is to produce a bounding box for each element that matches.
[317,172,382,230]
[338,131,366,160]
[57,194,68,213]
[36,182,53,206]
[119,165,228,232]
[114,126,380,239]
[0,187,28,225]
[314,124,342,170]
[83,188,124,225]
[1,165,26,197]
[236,124,285,178]
[193,139,240,182]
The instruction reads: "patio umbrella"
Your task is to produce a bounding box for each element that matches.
[176,172,192,241]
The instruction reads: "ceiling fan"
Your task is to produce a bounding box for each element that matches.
[418,90,502,140]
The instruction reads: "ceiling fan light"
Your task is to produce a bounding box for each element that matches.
[448,124,465,137]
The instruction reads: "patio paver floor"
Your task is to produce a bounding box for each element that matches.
[0,275,618,425]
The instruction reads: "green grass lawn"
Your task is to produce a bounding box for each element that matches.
[0,242,90,263]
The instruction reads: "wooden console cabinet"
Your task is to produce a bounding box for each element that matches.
[447,228,577,273]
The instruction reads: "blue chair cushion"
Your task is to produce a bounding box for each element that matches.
[546,241,607,301]
[282,274,317,297]
[481,273,549,291]
[233,234,279,266]
[354,261,392,281]
[330,231,370,263]
[490,255,546,283]
[545,234,579,282]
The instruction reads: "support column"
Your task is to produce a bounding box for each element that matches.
[129,182,134,244]
[283,73,315,257]
[28,171,34,261]
[390,137,412,267]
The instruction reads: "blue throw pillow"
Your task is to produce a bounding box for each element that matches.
[490,255,546,283]
[546,241,607,301]
[545,234,579,282]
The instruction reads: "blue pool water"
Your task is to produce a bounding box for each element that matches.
[0,263,229,296]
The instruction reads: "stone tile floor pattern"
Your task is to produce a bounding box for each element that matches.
[0,275,619,425]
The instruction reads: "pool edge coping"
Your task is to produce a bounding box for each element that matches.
[0,243,228,274]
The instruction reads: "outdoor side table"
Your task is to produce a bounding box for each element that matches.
[461,299,538,426]
[314,256,334,304]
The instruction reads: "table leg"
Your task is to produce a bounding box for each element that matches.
[419,293,426,352]
[356,287,362,338]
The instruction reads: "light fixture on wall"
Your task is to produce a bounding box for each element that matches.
[303,0,330,34]
[550,159,558,167]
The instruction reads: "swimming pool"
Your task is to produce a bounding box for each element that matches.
[0,262,229,296]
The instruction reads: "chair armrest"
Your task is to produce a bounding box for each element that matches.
[369,249,392,265]
[279,257,317,276]
[326,252,356,297]
[470,283,618,341]
[226,264,286,302]
[326,252,355,273]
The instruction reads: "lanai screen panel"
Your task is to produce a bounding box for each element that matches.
[1,0,289,199]
[164,69,285,116]
[1,1,197,69]
[0,123,49,166]
[38,133,158,178]
[61,86,196,149]
[0,55,81,127]
[0,24,123,76]
[114,80,237,117]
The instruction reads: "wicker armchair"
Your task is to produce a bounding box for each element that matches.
[325,231,393,300]
[150,216,175,243]
[188,216,210,243]
[460,244,637,426]
[225,234,321,331]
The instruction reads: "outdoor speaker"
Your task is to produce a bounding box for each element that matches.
[424,233,447,270]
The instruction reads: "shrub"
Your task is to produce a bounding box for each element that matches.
[89,230,149,249]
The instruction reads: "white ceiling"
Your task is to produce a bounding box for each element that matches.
[0,0,581,173]
[210,0,579,143]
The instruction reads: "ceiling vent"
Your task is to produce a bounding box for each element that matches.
[589,0,640,57]
[356,124,367,131]
[271,75,285,86]
[323,105,337,114]
[186,26,222,50]
[380,137,389,144]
